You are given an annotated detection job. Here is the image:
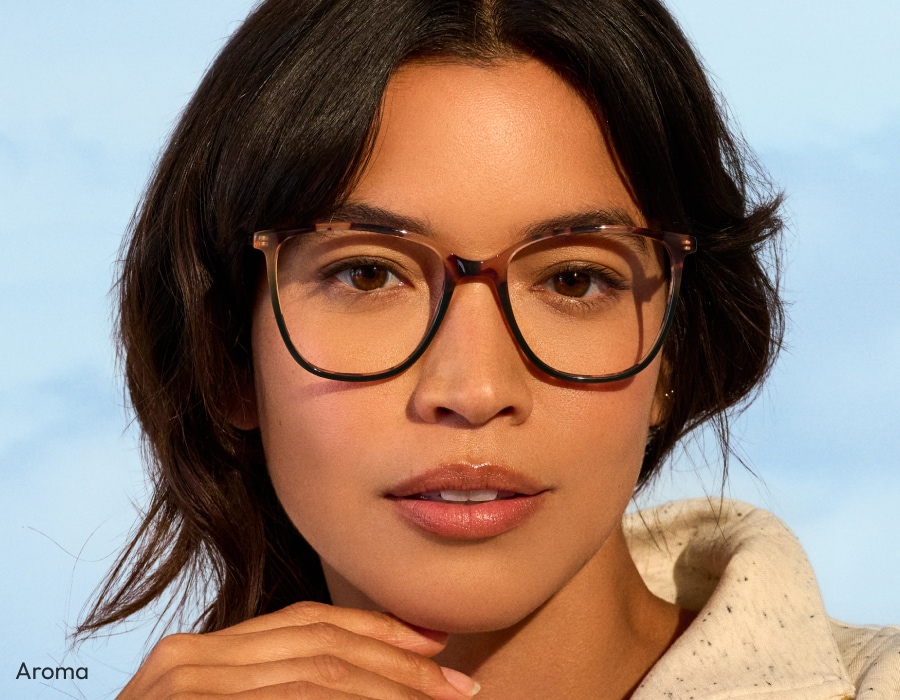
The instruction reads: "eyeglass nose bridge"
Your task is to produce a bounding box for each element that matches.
[449,254,503,280]
[435,253,524,355]
[443,253,510,307]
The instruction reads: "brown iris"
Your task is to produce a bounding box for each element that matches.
[350,265,388,291]
[552,270,591,297]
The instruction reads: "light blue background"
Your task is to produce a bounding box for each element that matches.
[1,2,898,697]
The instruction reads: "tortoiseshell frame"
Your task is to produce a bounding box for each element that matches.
[251,223,697,383]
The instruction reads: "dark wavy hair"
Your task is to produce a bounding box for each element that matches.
[77,0,783,638]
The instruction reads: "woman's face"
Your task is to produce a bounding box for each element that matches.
[251,58,665,633]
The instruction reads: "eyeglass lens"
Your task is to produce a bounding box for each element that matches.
[274,228,670,378]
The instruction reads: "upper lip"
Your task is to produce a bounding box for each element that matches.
[386,463,547,498]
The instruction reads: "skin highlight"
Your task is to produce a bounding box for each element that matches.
[250,59,684,698]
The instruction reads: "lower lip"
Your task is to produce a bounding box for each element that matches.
[389,495,545,540]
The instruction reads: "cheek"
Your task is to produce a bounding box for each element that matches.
[255,364,369,533]
[258,393,367,572]
[545,370,658,515]
[252,311,351,532]
[540,363,659,470]
[252,315,409,560]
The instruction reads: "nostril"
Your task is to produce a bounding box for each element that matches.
[434,406,455,419]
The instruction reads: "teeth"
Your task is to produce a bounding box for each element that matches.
[439,489,499,502]
[467,489,500,502]
[410,489,515,503]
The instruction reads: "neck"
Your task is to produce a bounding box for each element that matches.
[432,527,684,700]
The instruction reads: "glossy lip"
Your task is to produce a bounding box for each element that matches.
[386,463,549,540]
[386,463,546,498]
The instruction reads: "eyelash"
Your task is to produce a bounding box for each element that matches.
[318,257,409,291]
[536,262,628,303]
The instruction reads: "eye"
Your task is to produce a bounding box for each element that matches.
[542,265,619,299]
[333,262,404,291]
[549,269,603,297]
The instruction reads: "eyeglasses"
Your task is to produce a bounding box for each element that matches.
[250,222,696,383]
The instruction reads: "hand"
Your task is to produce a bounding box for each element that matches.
[117,601,480,699]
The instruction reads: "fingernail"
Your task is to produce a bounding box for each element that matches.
[441,666,481,696]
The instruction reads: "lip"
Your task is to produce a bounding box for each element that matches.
[386,463,549,540]
[387,463,545,498]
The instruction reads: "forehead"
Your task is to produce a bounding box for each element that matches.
[347,58,644,257]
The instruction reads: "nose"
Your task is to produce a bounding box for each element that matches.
[409,280,533,426]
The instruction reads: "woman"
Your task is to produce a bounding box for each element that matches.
[78,0,899,697]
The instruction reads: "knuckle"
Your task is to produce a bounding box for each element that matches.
[302,621,344,648]
[368,609,405,635]
[398,648,438,676]
[402,652,452,691]
[285,600,328,625]
[147,633,197,669]
[310,654,353,685]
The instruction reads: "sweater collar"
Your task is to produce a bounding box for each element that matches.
[626,499,855,699]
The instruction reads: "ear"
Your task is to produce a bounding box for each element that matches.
[226,375,259,430]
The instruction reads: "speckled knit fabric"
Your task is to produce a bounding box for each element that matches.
[625,500,900,699]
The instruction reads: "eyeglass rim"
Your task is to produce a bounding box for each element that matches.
[250,222,697,383]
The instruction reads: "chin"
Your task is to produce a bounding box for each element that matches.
[381,588,541,635]
[337,554,560,634]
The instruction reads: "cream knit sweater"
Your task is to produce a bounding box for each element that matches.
[625,500,900,699]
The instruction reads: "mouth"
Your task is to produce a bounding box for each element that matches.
[386,464,548,540]
[405,489,519,503]
[387,463,545,499]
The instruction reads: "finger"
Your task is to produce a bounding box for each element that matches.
[156,684,369,700]
[154,624,476,699]
[233,682,371,699]
[153,656,438,699]
[211,602,448,656]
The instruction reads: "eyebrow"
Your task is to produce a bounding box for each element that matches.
[327,201,641,242]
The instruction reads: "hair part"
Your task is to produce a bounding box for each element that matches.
[77,0,783,639]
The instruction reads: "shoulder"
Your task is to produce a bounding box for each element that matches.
[830,619,900,699]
